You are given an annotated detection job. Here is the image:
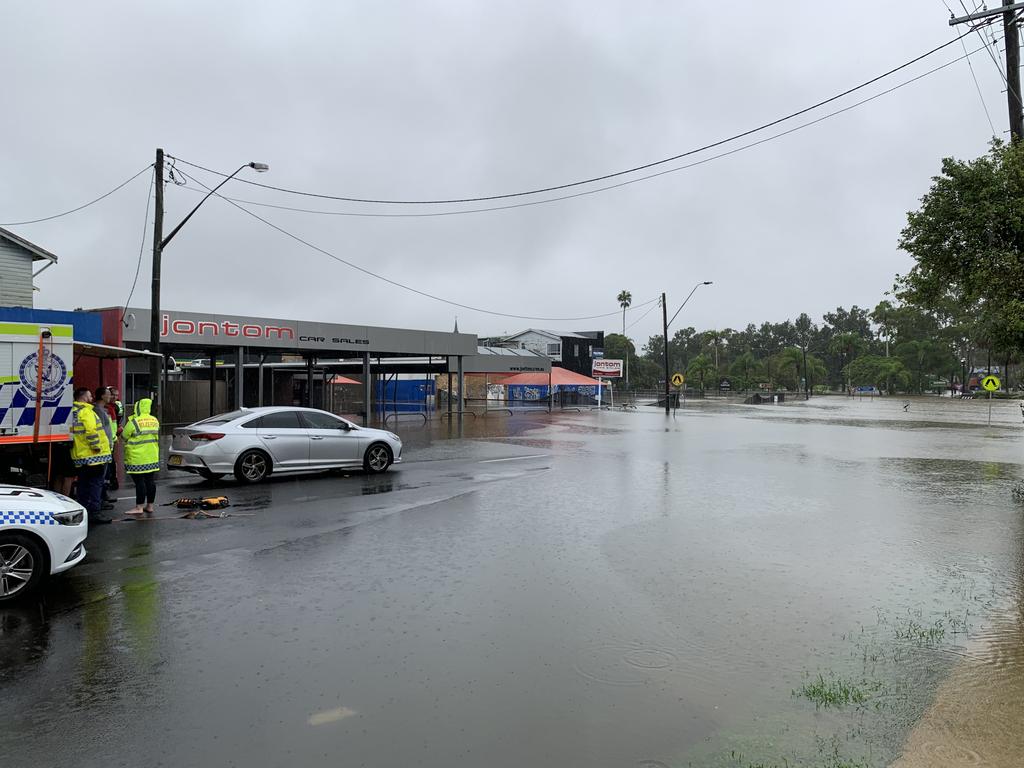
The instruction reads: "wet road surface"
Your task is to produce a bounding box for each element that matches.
[1,397,1022,767]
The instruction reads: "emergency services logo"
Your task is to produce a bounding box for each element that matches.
[19,349,68,400]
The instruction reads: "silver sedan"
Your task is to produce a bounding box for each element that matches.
[167,407,403,483]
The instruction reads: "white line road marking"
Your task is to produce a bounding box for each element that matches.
[478,455,551,463]
[308,706,357,726]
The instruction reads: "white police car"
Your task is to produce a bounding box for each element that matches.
[0,485,87,602]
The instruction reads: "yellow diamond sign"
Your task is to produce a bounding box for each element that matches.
[981,374,1000,392]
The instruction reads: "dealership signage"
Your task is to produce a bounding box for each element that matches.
[120,308,477,356]
[591,358,623,378]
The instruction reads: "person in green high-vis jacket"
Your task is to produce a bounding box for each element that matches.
[122,398,160,516]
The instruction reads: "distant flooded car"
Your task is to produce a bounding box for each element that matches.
[0,485,87,602]
[167,407,403,483]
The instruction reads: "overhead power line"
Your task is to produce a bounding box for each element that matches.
[170,26,987,206]
[173,44,992,219]
[0,165,153,226]
[121,168,156,324]
[175,168,659,322]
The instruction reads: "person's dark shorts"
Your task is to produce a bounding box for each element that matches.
[51,441,76,477]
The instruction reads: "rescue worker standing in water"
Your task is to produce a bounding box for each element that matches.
[122,398,161,516]
[70,387,113,525]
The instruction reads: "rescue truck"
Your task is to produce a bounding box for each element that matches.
[0,321,75,483]
[0,317,153,485]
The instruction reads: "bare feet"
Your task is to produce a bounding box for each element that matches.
[125,506,144,516]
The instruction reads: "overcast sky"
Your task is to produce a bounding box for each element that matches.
[0,1,1008,343]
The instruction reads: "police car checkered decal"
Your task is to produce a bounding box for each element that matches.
[0,384,70,429]
[0,510,57,525]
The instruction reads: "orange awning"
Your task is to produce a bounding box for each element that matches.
[329,375,361,385]
[494,367,606,387]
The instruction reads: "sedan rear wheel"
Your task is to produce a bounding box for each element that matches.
[0,534,46,603]
[363,443,393,474]
[234,450,271,483]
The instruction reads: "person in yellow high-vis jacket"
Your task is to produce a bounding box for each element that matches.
[70,387,113,524]
[122,398,160,516]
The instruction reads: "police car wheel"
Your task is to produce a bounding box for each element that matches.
[234,450,271,483]
[0,533,46,603]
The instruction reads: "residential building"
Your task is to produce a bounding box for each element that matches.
[0,227,58,307]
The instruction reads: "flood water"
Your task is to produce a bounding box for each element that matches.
[1,395,1022,767]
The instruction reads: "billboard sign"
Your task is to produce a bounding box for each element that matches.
[591,358,623,378]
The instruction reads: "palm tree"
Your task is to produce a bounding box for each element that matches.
[730,351,758,391]
[617,290,632,387]
[687,353,715,393]
[777,348,804,390]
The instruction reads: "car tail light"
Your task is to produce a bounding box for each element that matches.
[189,432,225,442]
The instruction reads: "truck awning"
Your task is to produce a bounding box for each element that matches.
[73,341,163,360]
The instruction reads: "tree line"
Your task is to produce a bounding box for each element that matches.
[609,141,1024,395]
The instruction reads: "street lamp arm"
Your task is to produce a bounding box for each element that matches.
[160,164,248,249]
[667,281,712,329]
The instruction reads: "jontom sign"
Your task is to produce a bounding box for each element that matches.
[591,358,623,378]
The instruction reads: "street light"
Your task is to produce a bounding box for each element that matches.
[663,281,713,415]
[149,150,269,407]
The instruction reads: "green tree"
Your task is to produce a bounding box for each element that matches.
[686,353,716,393]
[829,333,865,392]
[899,140,1024,357]
[845,355,911,392]
[730,351,759,391]
[776,348,804,390]
[703,330,725,368]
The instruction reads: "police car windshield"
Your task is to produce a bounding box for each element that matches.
[197,410,248,426]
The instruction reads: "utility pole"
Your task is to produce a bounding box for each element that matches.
[1006,0,1024,139]
[662,292,670,416]
[949,1,1024,139]
[150,148,165,406]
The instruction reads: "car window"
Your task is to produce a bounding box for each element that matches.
[240,417,263,429]
[299,411,347,429]
[198,409,248,426]
[258,410,303,429]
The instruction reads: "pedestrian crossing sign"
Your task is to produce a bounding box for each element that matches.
[670,373,684,387]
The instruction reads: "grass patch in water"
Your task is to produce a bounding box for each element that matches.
[891,616,945,646]
[793,673,884,709]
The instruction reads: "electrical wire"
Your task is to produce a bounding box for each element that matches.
[175,168,661,322]
[0,165,153,226]
[167,26,987,206]
[945,0,998,134]
[173,44,991,220]
[121,168,156,325]
[958,0,1012,86]
[625,299,662,332]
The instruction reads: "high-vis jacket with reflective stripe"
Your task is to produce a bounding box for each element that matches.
[122,398,160,474]
[71,401,112,467]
